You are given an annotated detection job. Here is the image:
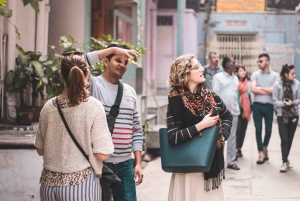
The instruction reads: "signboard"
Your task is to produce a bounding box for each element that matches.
[217,0,265,12]
[261,44,295,73]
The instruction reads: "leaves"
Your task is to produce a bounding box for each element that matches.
[22,0,41,13]
[31,60,44,78]
[0,6,12,18]
[0,0,7,7]
[4,70,15,88]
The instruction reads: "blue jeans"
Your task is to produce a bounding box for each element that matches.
[104,159,136,201]
[252,103,274,152]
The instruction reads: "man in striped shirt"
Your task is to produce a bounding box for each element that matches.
[85,44,143,201]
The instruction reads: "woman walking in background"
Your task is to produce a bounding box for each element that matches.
[235,65,252,159]
[35,53,114,200]
[166,54,233,200]
[273,64,300,173]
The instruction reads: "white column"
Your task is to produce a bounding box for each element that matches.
[7,0,17,71]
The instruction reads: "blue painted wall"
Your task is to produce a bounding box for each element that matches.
[197,12,300,80]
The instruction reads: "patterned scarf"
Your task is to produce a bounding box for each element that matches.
[283,81,297,124]
[170,84,225,191]
[238,79,251,121]
[170,84,224,148]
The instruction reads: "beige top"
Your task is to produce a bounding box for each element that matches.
[35,97,114,176]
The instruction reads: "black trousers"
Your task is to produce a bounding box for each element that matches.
[236,114,249,149]
[277,116,299,163]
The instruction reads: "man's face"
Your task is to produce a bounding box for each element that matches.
[227,57,235,72]
[210,54,219,65]
[257,56,269,70]
[104,55,129,79]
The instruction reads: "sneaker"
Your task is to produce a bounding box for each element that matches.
[280,163,288,173]
[287,160,293,168]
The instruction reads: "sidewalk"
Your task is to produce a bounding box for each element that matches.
[136,121,300,201]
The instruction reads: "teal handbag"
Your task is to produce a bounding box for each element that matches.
[159,126,220,173]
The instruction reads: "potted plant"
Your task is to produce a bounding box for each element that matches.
[4,44,48,124]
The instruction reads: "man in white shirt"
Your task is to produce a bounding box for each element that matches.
[213,56,241,170]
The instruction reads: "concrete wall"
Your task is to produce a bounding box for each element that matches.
[0,149,43,201]
[197,12,300,80]
[48,0,91,52]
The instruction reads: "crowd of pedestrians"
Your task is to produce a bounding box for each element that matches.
[34,43,299,201]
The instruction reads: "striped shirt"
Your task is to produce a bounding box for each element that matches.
[85,52,143,163]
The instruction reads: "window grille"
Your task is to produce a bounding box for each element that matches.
[209,34,265,76]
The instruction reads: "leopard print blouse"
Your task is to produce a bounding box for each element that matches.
[40,167,93,186]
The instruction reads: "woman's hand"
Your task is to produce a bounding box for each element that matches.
[195,114,219,132]
[283,99,292,106]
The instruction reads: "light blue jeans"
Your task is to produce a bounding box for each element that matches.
[227,115,238,165]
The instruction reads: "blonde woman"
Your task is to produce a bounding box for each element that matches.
[166,54,233,201]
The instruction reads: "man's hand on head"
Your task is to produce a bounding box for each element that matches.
[112,47,140,59]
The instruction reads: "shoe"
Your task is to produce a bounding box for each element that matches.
[287,160,293,168]
[256,153,265,165]
[280,163,288,172]
[236,149,243,158]
[227,164,240,170]
[263,147,269,161]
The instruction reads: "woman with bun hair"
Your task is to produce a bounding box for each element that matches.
[35,52,114,200]
[273,64,300,173]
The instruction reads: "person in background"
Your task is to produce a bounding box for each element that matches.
[166,54,233,201]
[272,64,300,172]
[35,53,114,201]
[234,65,252,159]
[213,56,241,170]
[251,53,279,164]
[85,44,143,201]
[203,52,223,90]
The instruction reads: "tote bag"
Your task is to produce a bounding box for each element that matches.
[159,126,220,173]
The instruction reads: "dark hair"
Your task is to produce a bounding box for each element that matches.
[258,53,270,60]
[222,56,232,69]
[106,44,130,61]
[208,52,217,59]
[234,65,249,81]
[280,64,295,82]
[60,55,89,105]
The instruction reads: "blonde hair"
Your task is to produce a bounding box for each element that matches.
[168,54,195,88]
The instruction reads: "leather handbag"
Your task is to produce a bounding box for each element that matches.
[159,126,220,173]
[55,98,121,201]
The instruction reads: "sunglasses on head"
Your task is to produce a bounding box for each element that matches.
[61,51,84,57]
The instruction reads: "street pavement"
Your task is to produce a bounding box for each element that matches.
[136,120,300,201]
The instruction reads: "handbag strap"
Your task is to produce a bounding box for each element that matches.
[109,81,124,117]
[55,97,89,162]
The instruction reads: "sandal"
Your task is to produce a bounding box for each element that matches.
[256,153,265,165]
[227,164,240,170]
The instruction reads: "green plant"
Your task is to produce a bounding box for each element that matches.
[45,35,88,99]
[4,44,47,107]
[0,0,44,39]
